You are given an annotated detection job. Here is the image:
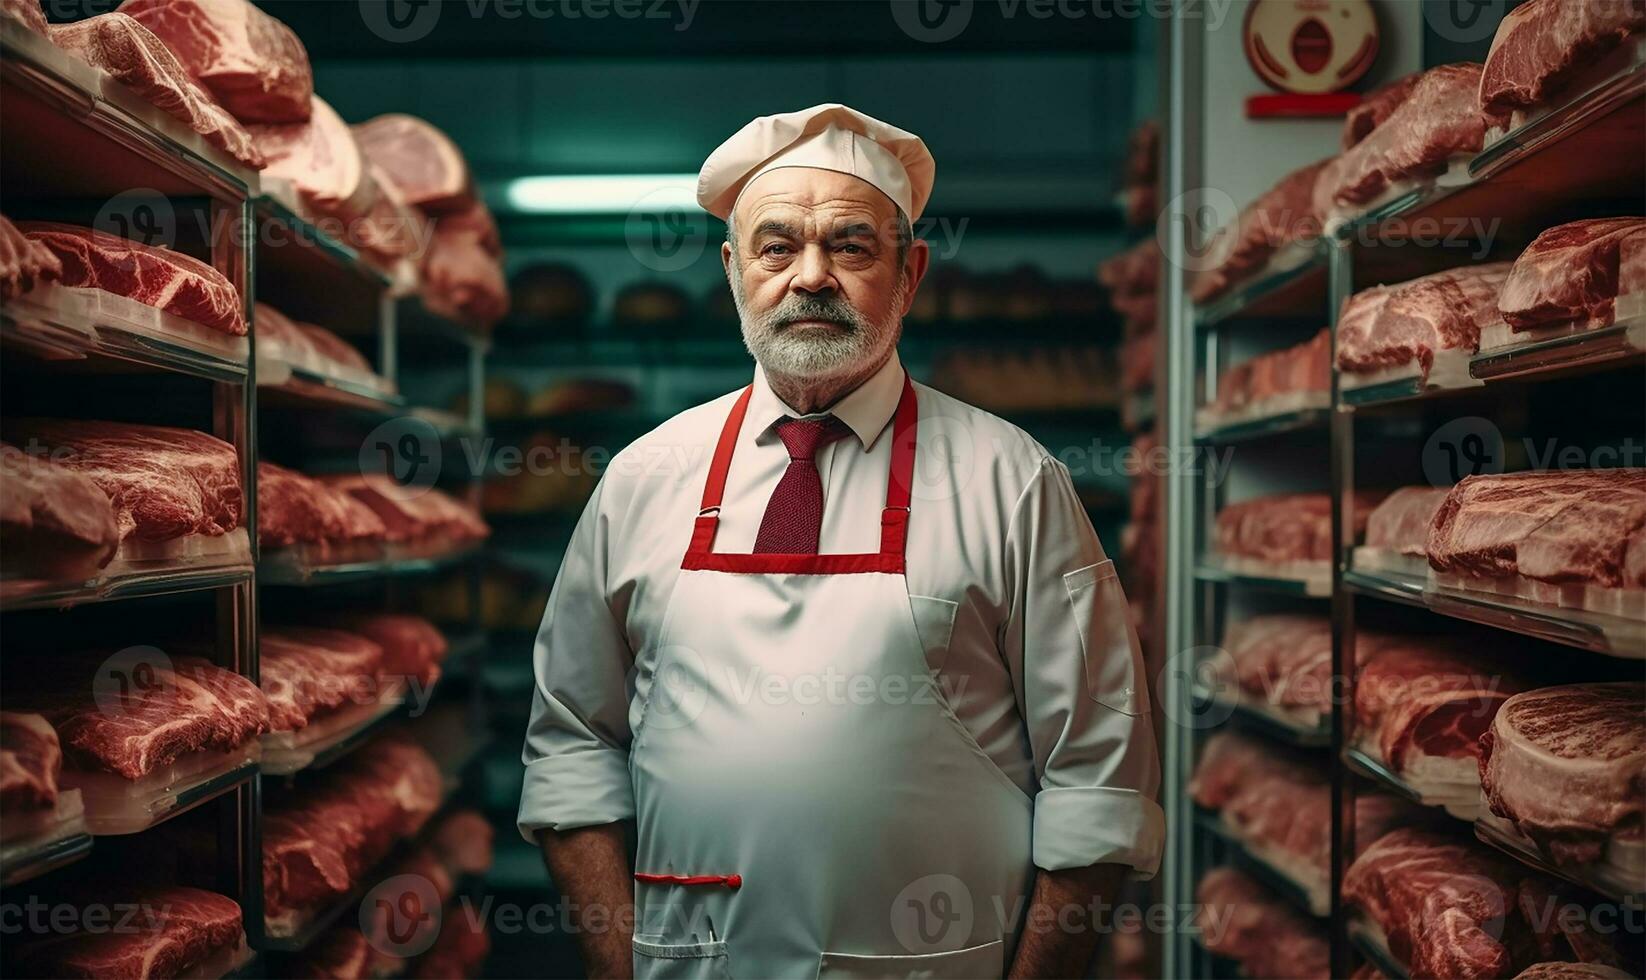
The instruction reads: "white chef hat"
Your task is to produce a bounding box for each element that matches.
[697,103,935,222]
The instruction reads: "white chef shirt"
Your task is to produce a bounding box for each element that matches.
[517,350,1165,877]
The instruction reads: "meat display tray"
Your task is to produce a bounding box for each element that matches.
[67,741,259,836]
[260,677,410,777]
[1472,303,1646,383]
[2,282,250,382]
[256,336,401,411]
[1344,561,1646,659]
[1338,345,1479,406]
[1324,156,1474,238]
[1193,807,1329,917]
[1194,238,1327,330]
[1475,810,1645,904]
[259,541,480,586]
[1346,916,1409,980]
[0,528,254,611]
[1342,746,1482,822]
[0,789,92,886]
[1196,556,1332,597]
[1193,392,1330,443]
[1479,34,1646,152]
[1191,680,1332,748]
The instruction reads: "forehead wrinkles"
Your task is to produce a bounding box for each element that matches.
[740,194,889,241]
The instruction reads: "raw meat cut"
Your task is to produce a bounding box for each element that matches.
[118,0,311,123]
[1515,875,1643,972]
[263,735,442,926]
[336,613,447,687]
[291,926,391,980]
[1481,683,1644,866]
[10,885,242,979]
[1342,828,1523,979]
[1427,469,1646,588]
[429,808,494,876]
[259,628,385,732]
[0,711,61,810]
[1515,966,1635,980]
[248,96,370,214]
[6,653,267,780]
[411,913,490,979]
[1343,74,1420,150]
[1098,238,1159,298]
[1498,218,1645,332]
[421,199,508,329]
[1480,0,1646,120]
[46,13,265,170]
[1215,614,1332,714]
[351,162,427,264]
[19,222,246,335]
[3,420,241,543]
[1187,730,1315,809]
[353,114,473,214]
[1335,263,1513,376]
[359,845,452,962]
[0,213,63,300]
[1356,639,1535,774]
[1194,867,1328,979]
[2,0,46,35]
[1314,64,1503,219]
[0,441,121,579]
[255,303,376,378]
[324,474,490,544]
[1209,329,1329,415]
[258,462,387,549]
[1191,157,1329,302]
[297,324,371,374]
[1214,490,1385,564]
[1366,486,1452,557]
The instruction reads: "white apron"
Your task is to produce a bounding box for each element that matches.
[629,376,1035,979]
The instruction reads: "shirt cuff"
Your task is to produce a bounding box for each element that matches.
[516,747,635,843]
[1032,786,1165,879]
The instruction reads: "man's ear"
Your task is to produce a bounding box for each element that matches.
[721,240,733,279]
[900,239,932,318]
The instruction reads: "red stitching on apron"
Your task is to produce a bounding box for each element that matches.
[634,872,743,889]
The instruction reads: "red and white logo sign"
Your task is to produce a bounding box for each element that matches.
[1244,0,1380,94]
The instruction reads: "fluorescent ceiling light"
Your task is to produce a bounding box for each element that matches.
[504,174,700,214]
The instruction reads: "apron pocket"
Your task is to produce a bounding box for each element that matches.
[907,594,959,674]
[633,936,731,980]
[816,939,1004,979]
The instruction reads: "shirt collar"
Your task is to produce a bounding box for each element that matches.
[750,349,904,452]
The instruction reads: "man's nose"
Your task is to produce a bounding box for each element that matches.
[789,244,837,294]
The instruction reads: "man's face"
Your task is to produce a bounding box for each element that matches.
[723,167,928,383]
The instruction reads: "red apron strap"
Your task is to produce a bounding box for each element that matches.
[689,384,754,557]
[879,375,918,557]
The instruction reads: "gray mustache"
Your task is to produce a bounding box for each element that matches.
[768,295,864,331]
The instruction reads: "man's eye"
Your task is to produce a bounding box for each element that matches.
[837,244,866,255]
[761,244,791,256]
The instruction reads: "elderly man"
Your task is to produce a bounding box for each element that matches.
[519,104,1163,979]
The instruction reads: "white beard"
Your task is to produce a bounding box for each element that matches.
[731,267,904,385]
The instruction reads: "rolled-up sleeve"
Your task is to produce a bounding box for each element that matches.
[1002,458,1165,878]
[517,479,636,842]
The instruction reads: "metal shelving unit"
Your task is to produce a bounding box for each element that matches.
[0,20,495,971]
[1162,24,1646,978]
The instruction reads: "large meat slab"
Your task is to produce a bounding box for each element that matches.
[1366,486,1452,557]
[1314,64,1502,219]
[1356,638,1535,775]
[1,441,121,579]
[1481,683,1644,866]
[421,199,508,329]
[0,711,61,811]
[18,222,246,336]
[47,13,264,170]
[1336,263,1513,377]
[336,613,447,687]
[257,462,386,550]
[1190,157,1328,303]
[11,885,243,978]
[117,0,312,123]
[4,420,241,543]
[1214,490,1384,564]
[248,95,371,214]
[1498,218,1645,333]
[323,474,490,544]
[1195,867,1328,979]
[1209,329,1330,416]
[1427,469,1646,588]
[259,628,385,733]
[353,114,473,214]
[1480,0,1645,121]
[0,214,63,300]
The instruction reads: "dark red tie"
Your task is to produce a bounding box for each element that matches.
[753,416,852,554]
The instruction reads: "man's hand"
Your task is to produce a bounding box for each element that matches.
[1005,863,1128,979]
[538,823,635,979]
